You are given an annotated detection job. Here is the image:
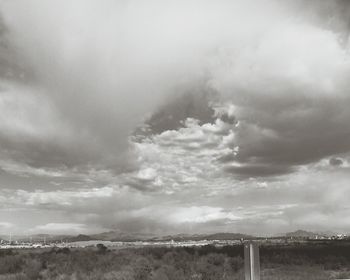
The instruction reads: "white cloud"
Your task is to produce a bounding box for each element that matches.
[209,20,350,97]
[131,115,238,192]
[169,206,241,224]
[30,223,87,235]
[1,0,350,235]
[16,186,115,207]
[136,168,157,181]
[0,222,13,229]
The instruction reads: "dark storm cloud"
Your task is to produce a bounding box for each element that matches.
[147,91,350,178]
[137,88,217,136]
[224,164,294,179]
[206,1,350,177]
[293,0,350,36]
[329,157,343,166]
[224,93,350,174]
[0,0,213,175]
[2,0,350,235]
[2,0,349,178]
[127,0,350,179]
[0,16,33,83]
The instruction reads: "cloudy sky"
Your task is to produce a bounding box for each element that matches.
[1,0,350,236]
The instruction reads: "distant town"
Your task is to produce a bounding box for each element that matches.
[0,230,348,250]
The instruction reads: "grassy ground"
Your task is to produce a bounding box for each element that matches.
[261,265,350,280]
[1,242,350,279]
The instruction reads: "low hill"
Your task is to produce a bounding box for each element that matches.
[285,230,318,238]
[90,231,156,242]
[151,232,253,241]
[67,234,95,242]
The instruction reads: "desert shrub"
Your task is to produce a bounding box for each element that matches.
[0,273,27,280]
[103,269,134,280]
[1,241,350,280]
[334,270,350,279]
[0,250,14,257]
[155,265,185,280]
[23,259,42,280]
[56,248,71,255]
[0,255,24,274]
[96,244,108,255]
[161,250,192,274]
[224,256,243,273]
[132,257,153,280]
[151,269,169,280]
[196,254,226,280]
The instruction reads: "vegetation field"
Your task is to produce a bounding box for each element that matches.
[1,242,350,279]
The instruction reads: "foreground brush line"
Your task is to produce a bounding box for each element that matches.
[1,242,350,280]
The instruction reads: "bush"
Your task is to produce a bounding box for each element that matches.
[96,244,108,255]
[23,259,42,280]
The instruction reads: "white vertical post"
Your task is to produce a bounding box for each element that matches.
[244,242,260,280]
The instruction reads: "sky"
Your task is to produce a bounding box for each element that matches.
[1,0,350,236]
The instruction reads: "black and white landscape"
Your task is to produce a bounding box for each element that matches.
[1,0,350,279]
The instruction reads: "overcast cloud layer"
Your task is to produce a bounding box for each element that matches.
[1,0,350,236]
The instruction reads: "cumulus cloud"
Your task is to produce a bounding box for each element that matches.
[17,186,115,207]
[1,0,350,234]
[208,17,350,174]
[0,222,13,230]
[130,114,239,192]
[0,0,349,178]
[0,0,345,175]
[30,223,91,235]
[169,206,241,224]
[329,157,343,166]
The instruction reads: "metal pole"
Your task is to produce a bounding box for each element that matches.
[244,242,260,280]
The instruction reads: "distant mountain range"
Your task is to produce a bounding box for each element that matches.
[1,230,345,243]
[90,231,156,242]
[285,230,318,238]
[0,233,71,243]
[283,230,339,238]
[152,232,253,242]
[66,232,254,242]
[1,231,254,243]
